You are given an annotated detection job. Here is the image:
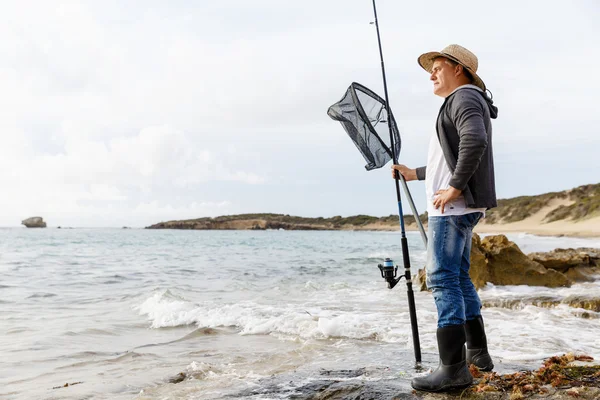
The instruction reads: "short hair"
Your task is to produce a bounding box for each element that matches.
[436,56,473,82]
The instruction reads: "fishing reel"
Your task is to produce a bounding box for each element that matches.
[377,257,409,290]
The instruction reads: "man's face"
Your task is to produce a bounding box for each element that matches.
[430,58,458,98]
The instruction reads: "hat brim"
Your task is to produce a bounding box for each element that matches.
[417,51,486,92]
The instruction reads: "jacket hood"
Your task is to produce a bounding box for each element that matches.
[483,92,498,119]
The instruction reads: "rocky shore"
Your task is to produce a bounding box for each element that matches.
[168,354,600,399]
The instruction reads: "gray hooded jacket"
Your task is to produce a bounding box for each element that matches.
[416,86,499,209]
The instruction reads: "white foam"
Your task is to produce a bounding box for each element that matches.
[134,281,600,364]
[135,288,420,343]
[482,304,600,362]
[183,361,267,383]
[135,290,198,328]
[480,281,600,301]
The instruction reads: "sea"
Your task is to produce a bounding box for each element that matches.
[1,228,600,399]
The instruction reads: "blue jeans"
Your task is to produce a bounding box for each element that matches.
[426,212,483,328]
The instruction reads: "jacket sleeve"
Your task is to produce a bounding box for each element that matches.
[416,166,426,181]
[448,91,487,191]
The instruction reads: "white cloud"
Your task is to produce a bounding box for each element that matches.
[82,184,127,201]
[0,123,264,226]
[134,200,231,218]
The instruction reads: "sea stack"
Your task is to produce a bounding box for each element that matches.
[21,217,47,228]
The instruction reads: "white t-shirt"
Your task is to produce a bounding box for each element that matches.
[425,86,487,217]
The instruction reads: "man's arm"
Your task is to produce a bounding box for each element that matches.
[448,91,488,191]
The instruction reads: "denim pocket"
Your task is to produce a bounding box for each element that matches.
[467,212,483,227]
[450,212,482,232]
[463,212,483,229]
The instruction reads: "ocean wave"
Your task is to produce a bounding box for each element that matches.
[135,289,200,328]
[134,289,410,342]
[26,292,57,299]
[134,282,600,361]
[63,328,118,336]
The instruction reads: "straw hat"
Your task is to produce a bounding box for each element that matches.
[418,44,486,92]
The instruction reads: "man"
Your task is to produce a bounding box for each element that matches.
[392,44,498,392]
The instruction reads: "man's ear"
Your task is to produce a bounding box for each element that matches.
[455,64,463,77]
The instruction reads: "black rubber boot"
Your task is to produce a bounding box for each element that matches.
[411,324,473,392]
[465,316,494,371]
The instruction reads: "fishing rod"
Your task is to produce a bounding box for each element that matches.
[371,0,422,363]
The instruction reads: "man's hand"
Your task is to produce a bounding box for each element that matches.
[433,186,462,214]
[391,164,417,181]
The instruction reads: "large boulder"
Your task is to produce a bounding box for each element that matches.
[21,217,47,228]
[477,234,571,288]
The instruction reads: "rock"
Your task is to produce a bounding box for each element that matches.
[477,235,571,288]
[565,266,600,282]
[469,233,490,289]
[482,296,563,310]
[21,217,47,228]
[528,248,592,271]
[414,268,428,292]
[413,233,487,292]
[562,295,600,312]
[413,236,600,291]
[168,372,186,384]
[527,248,600,282]
[417,234,572,291]
[577,247,600,266]
[482,295,600,314]
[230,364,600,400]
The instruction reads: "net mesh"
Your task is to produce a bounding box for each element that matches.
[327,82,401,171]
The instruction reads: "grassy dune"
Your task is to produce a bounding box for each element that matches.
[485,183,599,224]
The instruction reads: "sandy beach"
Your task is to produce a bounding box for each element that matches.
[474,216,600,238]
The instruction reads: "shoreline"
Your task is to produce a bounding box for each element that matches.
[11,223,600,238]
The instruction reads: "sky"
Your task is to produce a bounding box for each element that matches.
[1,0,599,227]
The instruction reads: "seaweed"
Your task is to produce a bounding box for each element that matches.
[469,354,600,398]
